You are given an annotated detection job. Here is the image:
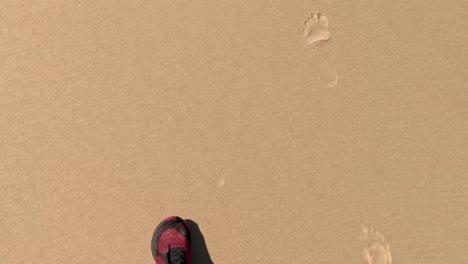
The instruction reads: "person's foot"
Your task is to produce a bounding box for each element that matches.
[151,216,191,264]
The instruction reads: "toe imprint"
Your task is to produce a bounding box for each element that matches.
[360,227,392,264]
[303,12,330,45]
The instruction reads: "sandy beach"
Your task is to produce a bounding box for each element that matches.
[1,1,467,263]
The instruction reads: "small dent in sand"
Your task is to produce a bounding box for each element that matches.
[329,68,338,87]
[218,178,225,187]
[304,12,330,45]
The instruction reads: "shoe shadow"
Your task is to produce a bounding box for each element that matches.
[185,219,214,264]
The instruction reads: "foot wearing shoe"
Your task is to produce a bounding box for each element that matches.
[151,216,191,264]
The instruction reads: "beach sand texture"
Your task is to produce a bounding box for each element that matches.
[1,1,467,263]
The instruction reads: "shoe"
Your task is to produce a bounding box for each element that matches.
[151,216,191,264]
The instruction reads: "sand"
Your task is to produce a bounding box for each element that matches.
[1,1,467,263]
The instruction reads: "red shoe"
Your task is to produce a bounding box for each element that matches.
[151,216,191,264]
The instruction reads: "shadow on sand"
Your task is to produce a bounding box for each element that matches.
[185,219,214,264]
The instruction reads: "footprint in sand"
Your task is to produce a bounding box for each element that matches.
[303,12,330,44]
[360,227,393,264]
